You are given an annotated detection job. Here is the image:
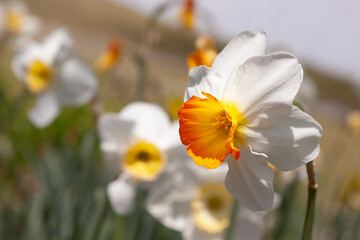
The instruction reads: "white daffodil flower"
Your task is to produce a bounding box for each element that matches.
[178,31,323,211]
[0,1,40,38]
[98,102,183,215]
[11,29,98,128]
[147,160,280,240]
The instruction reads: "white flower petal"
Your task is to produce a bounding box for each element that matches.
[182,224,223,240]
[157,121,182,151]
[212,31,267,81]
[188,162,228,184]
[146,169,195,232]
[42,28,72,65]
[118,102,171,145]
[28,90,60,128]
[245,106,322,171]
[185,66,223,102]
[225,147,274,211]
[55,58,97,106]
[223,52,303,120]
[107,175,136,215]
[11,42,42,81]
[233,208,264,240]
[97,113,134,167]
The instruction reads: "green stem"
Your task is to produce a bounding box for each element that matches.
[302,187,317,240]
[224,199,238,240]
[302,161,318,240]
[135,56,147,101]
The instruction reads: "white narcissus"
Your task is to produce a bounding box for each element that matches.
[178,31,322,211]
[146,160,280,240]
[11,28,98,128]
[0,1,40,37]
[97,102,183,215]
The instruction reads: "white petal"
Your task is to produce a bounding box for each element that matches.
[55,58,98,106]
[223,52,303,121]
[184,66,223,102]
[146,169,195,232]
[118,102,171,145]
[97,113,134,167]
[157,121,182,151]
[107,175,136,215]
[245,106,322,171]
[233,208,264,240]
[11,42,42,81]
[212,31,267,81]
[28,90,60,128]
[225,147,274,211]
[182,224,223,240]
[187,162,228,184]
[42,28,72,65]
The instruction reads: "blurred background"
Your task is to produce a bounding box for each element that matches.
[0,0,359,239]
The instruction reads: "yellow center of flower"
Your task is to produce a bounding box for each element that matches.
[178,92,246,169]
[167,97,184,120]
[191,184,232,233]
[123,141,166,181]
[26,60,53,94]
[5,10,23,34]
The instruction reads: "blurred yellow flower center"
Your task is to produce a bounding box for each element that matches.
[26,60,53,94]
[178,92,246,169]
[191,184,232,233]
[5,10,23,34]
[342,174,360,210]
[167,97,183,120]
[345,110,360,134]
[123,142,166,181]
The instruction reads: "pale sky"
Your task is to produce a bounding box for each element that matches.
[107,0,360,82]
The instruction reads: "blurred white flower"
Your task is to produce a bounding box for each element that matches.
[97,102,183,215]
[0,1,40,38]
[147,160,280,240]
[178,31,322,211]
[295,75,319,110]
[11,29,98,128]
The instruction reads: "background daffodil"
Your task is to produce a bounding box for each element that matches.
[97,102,183,215]
[11,28,98,128]
[0,0,40,38]
[147,160,280,240]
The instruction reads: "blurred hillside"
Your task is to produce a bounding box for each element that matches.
[25,0,360,113]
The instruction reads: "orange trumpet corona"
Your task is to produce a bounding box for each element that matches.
[178,92,246,169]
